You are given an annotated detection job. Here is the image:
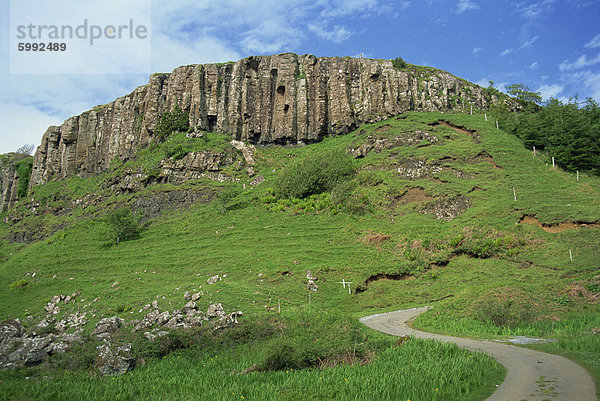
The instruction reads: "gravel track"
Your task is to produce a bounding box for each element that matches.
[360,307,596,401]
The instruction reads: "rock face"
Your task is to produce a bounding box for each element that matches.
[30,53,502,189]
[0,153,30,212]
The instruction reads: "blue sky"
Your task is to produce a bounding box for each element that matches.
[1,0,600,154]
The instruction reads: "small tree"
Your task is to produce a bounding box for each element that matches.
[103,207,144,245]
[507,83,542,110]
[154,103,189,141]
[16,144,35,155]
[273,150,355,199]
[391,57,407,70]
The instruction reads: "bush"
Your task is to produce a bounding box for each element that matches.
[15,157,33,198]
[154,103,189,141]
[330,180,356,206]
[472,288,537,328]
[273,150,355,199]
[8,279,29,290]
[258,311,372,372]
[102,207,144,245]
[165,144,188,161]
[392,57,407,70]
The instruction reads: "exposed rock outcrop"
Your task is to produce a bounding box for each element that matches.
[30,53,503,189]
[0,153,31,212]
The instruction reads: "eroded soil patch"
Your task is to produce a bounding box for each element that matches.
[355,273,414,293]
[396,187,434,204]
[467,151,502,169]
[429,120,480,142]
[519,215,600,233]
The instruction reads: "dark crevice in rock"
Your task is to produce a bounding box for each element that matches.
[355,273,413,293]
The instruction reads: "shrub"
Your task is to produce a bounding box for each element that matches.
[273,150,355,199]
[8,279,29,290]
[102,207,144,245]
[154,103,189,141]
[165,144,188,161]
[392,57,407,70]
[15,157,33,198]
[472,288,537,328]
[258,311,372,372]
[330,180,356,206]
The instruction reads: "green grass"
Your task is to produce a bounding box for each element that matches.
[1,111,599,399]
[1,337,503,401]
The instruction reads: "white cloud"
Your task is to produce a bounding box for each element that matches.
[473,47,482,55]
[0,103,63,154]
[529,61,539,69]
[456,0,480,14]
[559,53,600,71]
[519,35,539,49]
[584,72,600,101]
[316,0,379,18]
[476,78,508,94]
[537,84,564,100]
[584,33,600,48]
[308,23,352,43]
[515,0,556,20]
[152,33,240,72]
[501,48,513,56]
[0,74,147,154]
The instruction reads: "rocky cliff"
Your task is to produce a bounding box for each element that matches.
[0,154,31,212]
[29,53,502,190]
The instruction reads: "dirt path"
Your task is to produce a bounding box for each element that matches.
[360,307,596,401]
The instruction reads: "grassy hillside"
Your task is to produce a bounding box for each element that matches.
[1,112,598,400]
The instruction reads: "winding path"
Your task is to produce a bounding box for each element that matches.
[360,307,596,401]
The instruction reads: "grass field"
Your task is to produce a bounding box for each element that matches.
[1,112,598,399]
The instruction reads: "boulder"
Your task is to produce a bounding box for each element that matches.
[206,303,226,318]
[94,316,125,335]
[96,342,135,376]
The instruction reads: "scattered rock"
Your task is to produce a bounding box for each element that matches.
[207,275,222,285]
[352,131,439,158]
[96,342,135,376]
[421,196,470,221]
[94,317,125,336]
[397,158,443,179]
[250,175,265,186]
[206,303,226,318]
[214,311,243,330]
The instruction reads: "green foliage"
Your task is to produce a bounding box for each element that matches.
[214,185,243,214]
[507,83,542,108]
[259,311,369,371]
[391,57,407,70]
[164,144,188,161]
[15,157,33,198]
[102,207,144,245]
[330,180,357,207]
[154,103,189,141]
[273,150,355,199]
[296,68,306,80]
[472,288,536,328]
[8,279,29,290]
[498,96,600,174]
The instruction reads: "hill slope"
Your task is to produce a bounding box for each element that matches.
[1,112,598,400]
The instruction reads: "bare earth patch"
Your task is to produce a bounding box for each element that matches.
[519,215,600,233]
[429,120,480,142]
